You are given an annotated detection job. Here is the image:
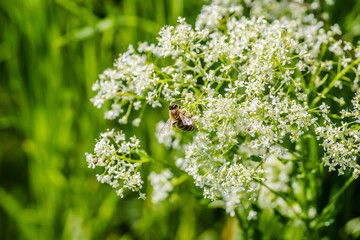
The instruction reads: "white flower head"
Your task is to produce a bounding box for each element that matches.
[88,0,360,218]
[149,169,174,204]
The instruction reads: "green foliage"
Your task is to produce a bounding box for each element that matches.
[1,0,360,240]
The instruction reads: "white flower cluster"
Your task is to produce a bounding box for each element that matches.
[182,132,264,216]
[89,0,360,215]
[91,45,158,123]
[316,93,360,178]
[148,169,174,203]
[85,129,146,199]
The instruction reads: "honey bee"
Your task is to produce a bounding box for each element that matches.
[160,104,196,135]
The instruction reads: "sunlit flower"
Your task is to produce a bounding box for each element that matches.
[86,129,146,199]
[88,0,360,216]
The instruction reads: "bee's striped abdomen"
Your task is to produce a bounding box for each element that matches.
[175,121,196,132]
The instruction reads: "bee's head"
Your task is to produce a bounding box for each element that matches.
[169,104,179,110]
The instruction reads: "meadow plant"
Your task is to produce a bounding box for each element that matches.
[86,0,360,233]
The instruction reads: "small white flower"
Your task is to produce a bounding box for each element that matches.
[247,210,258,220]
[132,118,141,127]
[118,116,128,124]
[134,101,142,110]
[116,188,124,198]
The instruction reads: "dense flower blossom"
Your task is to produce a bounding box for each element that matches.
[85,129,146,199]
[87,0,360,216]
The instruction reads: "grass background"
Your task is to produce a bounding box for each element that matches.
[0,0,360,239]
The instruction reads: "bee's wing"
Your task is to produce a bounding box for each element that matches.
[159,118,173,136]
[179,112,193,126]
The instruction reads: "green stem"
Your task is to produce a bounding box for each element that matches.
[138,102,147,120]
[310,56,360,108]
[116,154,150,164]
[171,174,189,187]
[312,176,354,230]
[118,91,145,99]
[255,179,305,220]
[235,209,249,240]
[123,101,133,120]
[152,157,188,175]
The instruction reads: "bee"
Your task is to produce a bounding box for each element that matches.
[160,104,196,135]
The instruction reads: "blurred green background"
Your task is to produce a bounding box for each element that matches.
[1,0,360,239]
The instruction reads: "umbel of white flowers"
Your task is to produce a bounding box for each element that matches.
[86,0,360,216]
